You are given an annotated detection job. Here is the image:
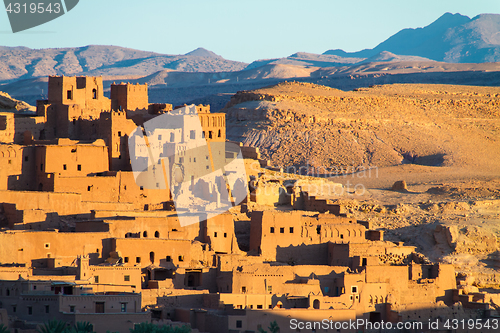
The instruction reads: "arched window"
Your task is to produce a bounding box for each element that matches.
[92,88,97,99]
[143,231,148,238]
[149,251,155,264]
[313,299,320,309]
[154,231,160,238]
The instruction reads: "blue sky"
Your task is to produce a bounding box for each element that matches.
[0,0,499,63]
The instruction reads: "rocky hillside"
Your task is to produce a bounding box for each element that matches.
[222,82,500,174]
[0,91,35,112]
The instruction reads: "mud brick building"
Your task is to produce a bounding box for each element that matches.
[0,76,489,333]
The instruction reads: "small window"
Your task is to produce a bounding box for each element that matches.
[154,231,160,238]
[351,286,357,293]
[136,257,141,263]
[158,134,162,140]
[70,305,75,313]
[118,131,122,137]
[257,305,263,309]
[140,186,144,191]
[179,157,184,163]
[143,231,148,237]
[45,305,49,313]
[290,227,294,233]
[94,276,99,283]
[40,163,44,171]
[92,88,97,99]
[242,286,246,293]
[270,227,274,233]
[224,232,227,238]
[24,156,28,162]
[121,303,127,313]
[190,130,196,139]
[236,320,242,328]
[218,129,221,138]
[280,227,284,233]
[44,243,50,249]
[124,257,129,263]
[12,305,16,313]
[28,306,32,315]
[340,234,344,239]
[67,90,72,100]
[87,186,92,192]
[202,131,205,138]
[169,133,174,142]
[214,232,217,238]
[166,256,171,262]
[124,275,130,282]
[267,285,272,293]
[209,131,213,139]
[63,164,67,170]
[77,164,81,171]
[178,255,184,262]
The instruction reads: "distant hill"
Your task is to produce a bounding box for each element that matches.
[359,51,432,63]
[0,45,248,82]
[324,13,500,63]
[245,52,363,70]
[185,47,223,58]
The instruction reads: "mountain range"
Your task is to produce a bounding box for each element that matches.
[324,13,500,63]
[0,12,499,108]
[0,45,247,82]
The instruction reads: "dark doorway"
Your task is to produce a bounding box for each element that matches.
[95,302,105,313]
[63,286,73,295]
[369,311,381,323]
[184,270,202,288]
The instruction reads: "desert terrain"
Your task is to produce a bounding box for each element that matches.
[224,81,500,290]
